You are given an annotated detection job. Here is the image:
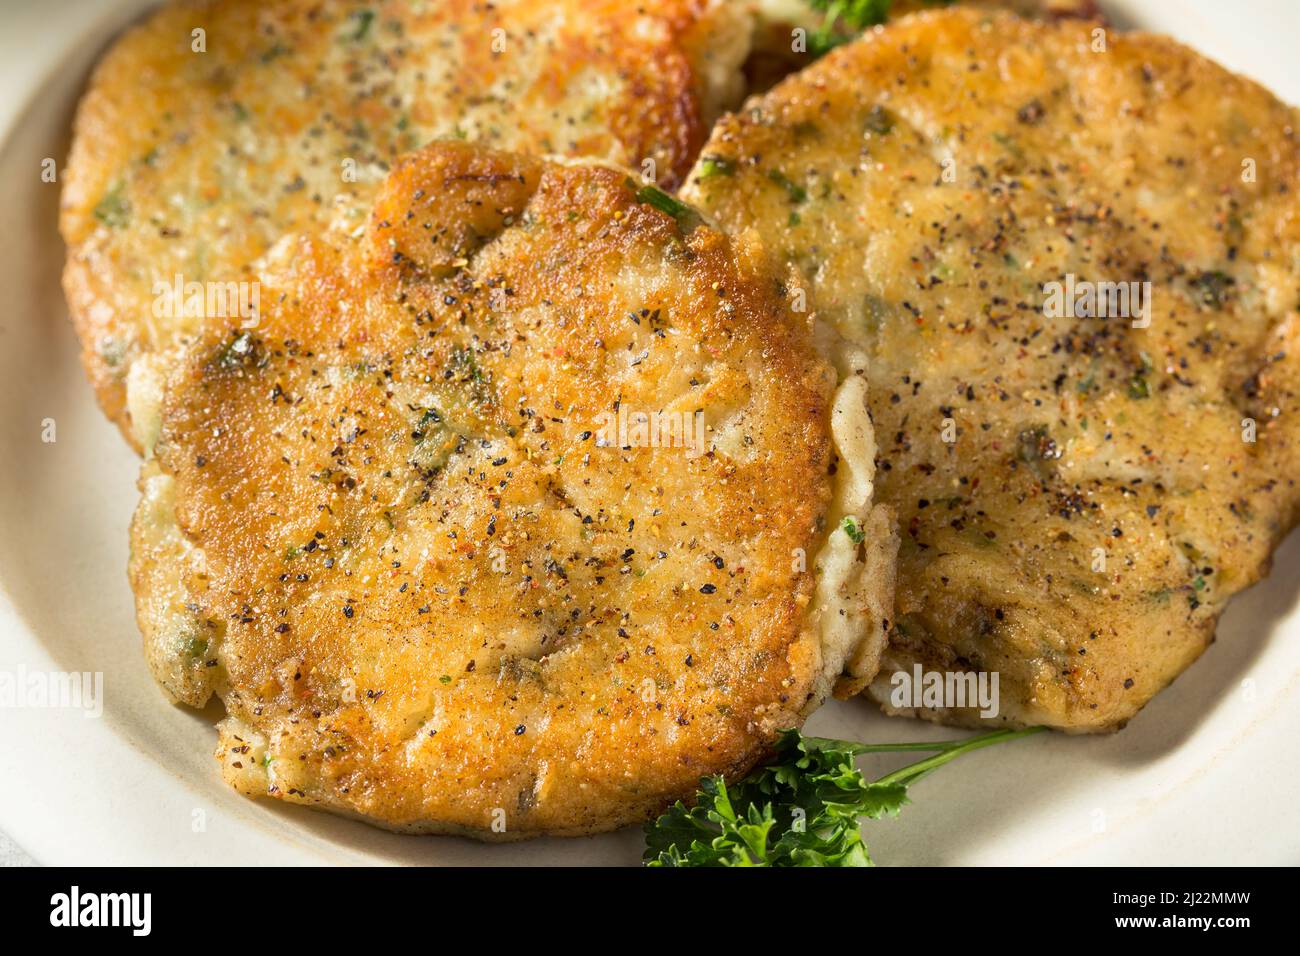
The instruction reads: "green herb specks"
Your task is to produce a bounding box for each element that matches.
[634,184,704,232]
[94,183,130,229]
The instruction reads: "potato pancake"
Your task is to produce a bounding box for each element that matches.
[128,141,893,835]
[683,8,1300,731]
[61,0,755,447]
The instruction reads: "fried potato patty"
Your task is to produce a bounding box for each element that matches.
[128,142,890,836]
[683,8,1300,731]
[61,0,755,447]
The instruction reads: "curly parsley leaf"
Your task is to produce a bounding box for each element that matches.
[802,0,957,57]
[803,0,894,56]
[644,726,1041,867]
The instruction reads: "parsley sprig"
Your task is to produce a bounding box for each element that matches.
[644,726,1042,866]
[802,1,957,57]
[804,0,894,56]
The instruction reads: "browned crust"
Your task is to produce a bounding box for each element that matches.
[686,7,1300,731]
[132,142,841,835]
[61,0,742,446]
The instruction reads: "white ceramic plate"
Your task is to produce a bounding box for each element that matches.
[1,0,1297,866]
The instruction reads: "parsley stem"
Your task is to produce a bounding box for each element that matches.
[853,741,984,753]
[872,727,1044,787]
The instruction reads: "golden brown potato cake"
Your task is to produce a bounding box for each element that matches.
[683,8,1300,731]
[129,141,894,836]
[61,0,755,448]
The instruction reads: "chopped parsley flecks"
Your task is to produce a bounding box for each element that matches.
[697,156,736,179]
[633,184,703,232]
[93,183,130,229]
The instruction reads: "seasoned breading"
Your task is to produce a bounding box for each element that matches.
[683,8,1300,731]
[129,142,891,836]
[61,0,756,447]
